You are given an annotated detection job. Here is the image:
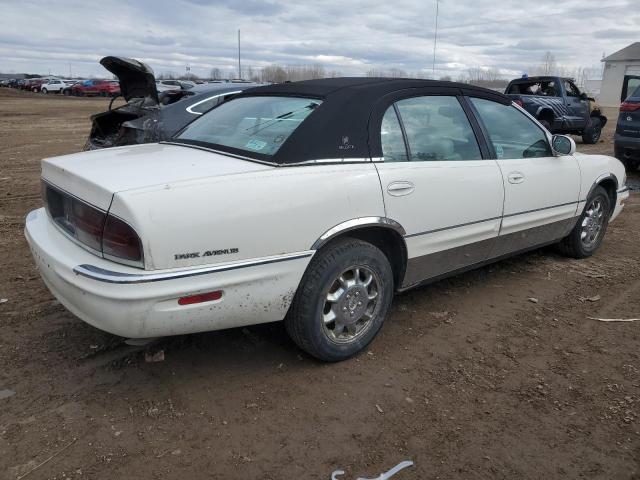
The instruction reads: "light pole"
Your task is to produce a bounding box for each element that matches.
[238,29,241,80]
[432,0,440,79]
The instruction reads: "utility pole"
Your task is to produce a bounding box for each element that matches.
[238,29,242,80]
[432,0,440,79]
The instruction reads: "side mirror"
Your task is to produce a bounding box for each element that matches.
[552,134,576,156]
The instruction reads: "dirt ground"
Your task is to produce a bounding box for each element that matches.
[1,87,639,480]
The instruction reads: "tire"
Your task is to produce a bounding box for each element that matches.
[622,158,640,172]
[582,117,602,144]
[63,89,70,96]
[557,186,610,259]
[42,88,47,94]
[32,88,38,93]
[285,238,394,362]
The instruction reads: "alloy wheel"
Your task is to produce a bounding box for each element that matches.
[321,265,381,344]
[581,198,605,248]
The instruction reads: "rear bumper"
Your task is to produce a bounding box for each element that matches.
[25,208,312,338]
[614,134,640,160]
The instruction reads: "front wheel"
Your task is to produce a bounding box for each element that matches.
[582,118,602,144]
[41,88,48,94]
[285,238,394,362]
[557,186,610,258]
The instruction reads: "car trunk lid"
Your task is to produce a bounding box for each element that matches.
[41,143,272,210]
[617,98,640,138]
[100,56,158,104]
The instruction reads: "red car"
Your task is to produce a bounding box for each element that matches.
[21,78,42,91]
[29,78,45,92]
[70,79,120,97]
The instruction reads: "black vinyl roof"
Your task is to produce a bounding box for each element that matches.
[223,78,513,164]
[243,77,511,101]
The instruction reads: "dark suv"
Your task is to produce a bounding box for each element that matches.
[615,85,640,171]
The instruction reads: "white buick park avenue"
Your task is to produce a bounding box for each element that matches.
[26,78,629,361]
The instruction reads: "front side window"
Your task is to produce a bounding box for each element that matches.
[564,80,581,97]
[470,97,552,159]
[177,96,322,157]
[394,96,481,161]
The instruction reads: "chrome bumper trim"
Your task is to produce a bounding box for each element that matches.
[73,251,314,284]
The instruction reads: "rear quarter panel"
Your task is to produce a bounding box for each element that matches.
[109,163,386,270]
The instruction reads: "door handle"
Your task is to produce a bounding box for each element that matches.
[387,181,415,197]
[507,172,525,184]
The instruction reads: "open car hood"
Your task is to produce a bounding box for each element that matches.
[100,56,158,104]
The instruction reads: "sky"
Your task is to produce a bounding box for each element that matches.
[0,0,637,79]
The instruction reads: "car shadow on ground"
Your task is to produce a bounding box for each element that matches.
[47,245,568,377]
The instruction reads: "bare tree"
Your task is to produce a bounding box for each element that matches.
[541,51,556,75]
[209,67,221,80]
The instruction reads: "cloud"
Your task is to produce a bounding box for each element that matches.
[0,0,636,79]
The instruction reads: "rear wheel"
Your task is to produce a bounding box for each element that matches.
[582,117,602,144]
[41,88,48,94]
[620,156,640,172]
[285,238,394,362]
[557,186,610,258]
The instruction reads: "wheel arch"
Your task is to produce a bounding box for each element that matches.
[587,174,618,215]
[536,107,555,122]
[311,218,408,289]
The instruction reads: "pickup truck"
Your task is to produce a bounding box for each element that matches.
[505,76,606,144]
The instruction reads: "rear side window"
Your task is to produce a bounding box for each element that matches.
[177,96,322,157]
[380,107,407,162]
[393,96,481,161]
[470,97,552,159]
[188,97,221,115]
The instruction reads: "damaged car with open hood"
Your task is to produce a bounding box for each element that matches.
[86,56,259,149]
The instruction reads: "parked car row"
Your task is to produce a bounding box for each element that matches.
[1,76,121,97]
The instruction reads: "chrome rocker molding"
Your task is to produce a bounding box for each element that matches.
[311,217,407,250]
[73,251,314,284]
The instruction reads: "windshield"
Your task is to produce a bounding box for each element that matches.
[176,96,322,157]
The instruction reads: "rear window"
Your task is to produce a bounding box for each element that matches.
[507,80,558,97]
[176,96,322,157]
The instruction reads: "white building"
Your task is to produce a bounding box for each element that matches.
[599,42,640,107]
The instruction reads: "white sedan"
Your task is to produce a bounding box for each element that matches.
[25,78,629,361]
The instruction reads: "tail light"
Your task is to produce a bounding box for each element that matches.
[102,215,143,265]
[42,181,144,268]
[620,101,640,112]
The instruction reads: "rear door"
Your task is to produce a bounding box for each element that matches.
[374,93,504,287]
[468,97,581,257]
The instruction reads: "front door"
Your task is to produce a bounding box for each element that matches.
[374,94,504,287]
[563,79,589,129]
[468,97,581,257]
